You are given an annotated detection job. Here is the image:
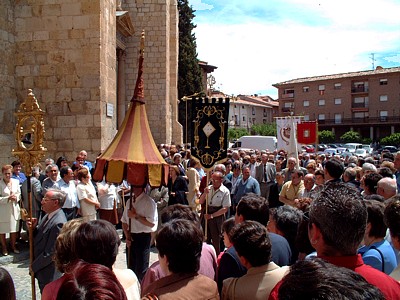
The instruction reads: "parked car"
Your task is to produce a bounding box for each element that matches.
[336,147,347,154]
[355,148,368,158]
[324,148,338,156]
[302,145,315,153]
[340,151,353,159]
[317,144,328,152]
[344,143,363,153]
[382,146,398,153]
[362,144,373,154]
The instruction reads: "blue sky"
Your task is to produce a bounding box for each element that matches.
[191,0,400,98]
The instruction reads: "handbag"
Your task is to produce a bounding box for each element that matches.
[20,200,28,221]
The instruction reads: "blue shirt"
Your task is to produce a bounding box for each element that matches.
[358,239,397,275]
[232,177,260,205]
[12,172,27,184]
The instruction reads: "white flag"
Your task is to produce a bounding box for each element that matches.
[276,116,302,153]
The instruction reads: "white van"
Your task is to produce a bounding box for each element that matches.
[231,136,277,151]
[344,143,363,153]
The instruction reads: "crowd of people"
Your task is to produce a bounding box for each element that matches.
[2,145,400,299]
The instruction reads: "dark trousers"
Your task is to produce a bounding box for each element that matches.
[202,206,225,255]
[206,215,225,255]
[260,182,274,201]
[126,232,151,281]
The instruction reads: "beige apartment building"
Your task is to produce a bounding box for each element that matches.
[229,95,279,131]
[274,66,400,141]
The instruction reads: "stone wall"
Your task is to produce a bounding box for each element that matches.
[12,0,116,162]
[0,0,180,167]
[0,0,17,165]
[124,0,182,145]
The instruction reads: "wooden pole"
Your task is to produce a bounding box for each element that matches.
[27,175,36,300]
[127,185,133,267]
[204,170,211,241]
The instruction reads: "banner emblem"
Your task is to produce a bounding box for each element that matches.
[191,98,230,170]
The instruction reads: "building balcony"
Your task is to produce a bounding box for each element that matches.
[317,116,400,126]
[351,86,369,93]
[351,102,369,109]
[281,93,294,99]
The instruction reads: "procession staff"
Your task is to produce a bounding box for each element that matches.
[199,171,231,255]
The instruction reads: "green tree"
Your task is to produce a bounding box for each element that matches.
[251,123,277,136]
[228,128,248,141]
[177,0,203,100]
[177,0,204,145]
[380,133,400,146]
[340,130,362,143]
[318,130,335,143]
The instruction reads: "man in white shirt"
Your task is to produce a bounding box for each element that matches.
[199,171,231,255]
[122,186,157,281]
[57,166,79,220]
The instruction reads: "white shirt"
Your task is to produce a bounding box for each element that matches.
[121,192,158,233]
[97,181,118,210]
[57,178,80,209]
[206,184,231,208]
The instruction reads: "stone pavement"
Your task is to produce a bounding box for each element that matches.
[0,230,158,299]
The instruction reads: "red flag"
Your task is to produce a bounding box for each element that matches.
[297,121,317,144]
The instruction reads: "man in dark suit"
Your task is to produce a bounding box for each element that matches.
[27,188,67,292]
[255,153,276,201]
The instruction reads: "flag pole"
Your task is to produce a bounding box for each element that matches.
[290,114,300,169]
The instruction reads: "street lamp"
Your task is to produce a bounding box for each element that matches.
[12,89,47,300]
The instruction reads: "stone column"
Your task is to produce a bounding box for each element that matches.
[117,49,126,128]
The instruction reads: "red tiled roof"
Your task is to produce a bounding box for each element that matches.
[273,66,400,86]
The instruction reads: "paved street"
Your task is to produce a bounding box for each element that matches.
[0,231,158,299]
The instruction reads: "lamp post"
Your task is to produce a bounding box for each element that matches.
[12,89,47,300]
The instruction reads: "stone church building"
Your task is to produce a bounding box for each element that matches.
[0,0,182,166]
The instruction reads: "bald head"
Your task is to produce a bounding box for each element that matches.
[377,177,398,200]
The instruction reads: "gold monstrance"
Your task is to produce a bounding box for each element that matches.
[12,89,47,300]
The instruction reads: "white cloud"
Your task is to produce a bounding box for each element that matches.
[191,0,214,11]
[385,54,400,64]
[194,0,400,98]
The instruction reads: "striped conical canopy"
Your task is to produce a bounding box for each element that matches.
[93,31,169,187]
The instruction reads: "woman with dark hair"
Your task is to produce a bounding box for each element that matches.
[56,156,69,170]
[217,217,235,266]
[56,260,127,300]
[358,200,397,274]
[0,267,16,300]
[167,165,188,206]
[43,220,140,300]
[142,219,218,299]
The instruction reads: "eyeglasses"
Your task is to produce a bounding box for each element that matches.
[43,197,57,202]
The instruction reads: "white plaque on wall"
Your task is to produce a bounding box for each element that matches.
[106,103,114,118]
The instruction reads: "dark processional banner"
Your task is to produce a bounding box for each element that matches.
[191,97,230,171]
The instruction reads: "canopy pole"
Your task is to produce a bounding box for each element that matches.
[204,170,211,241]
[128,185,133,268]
